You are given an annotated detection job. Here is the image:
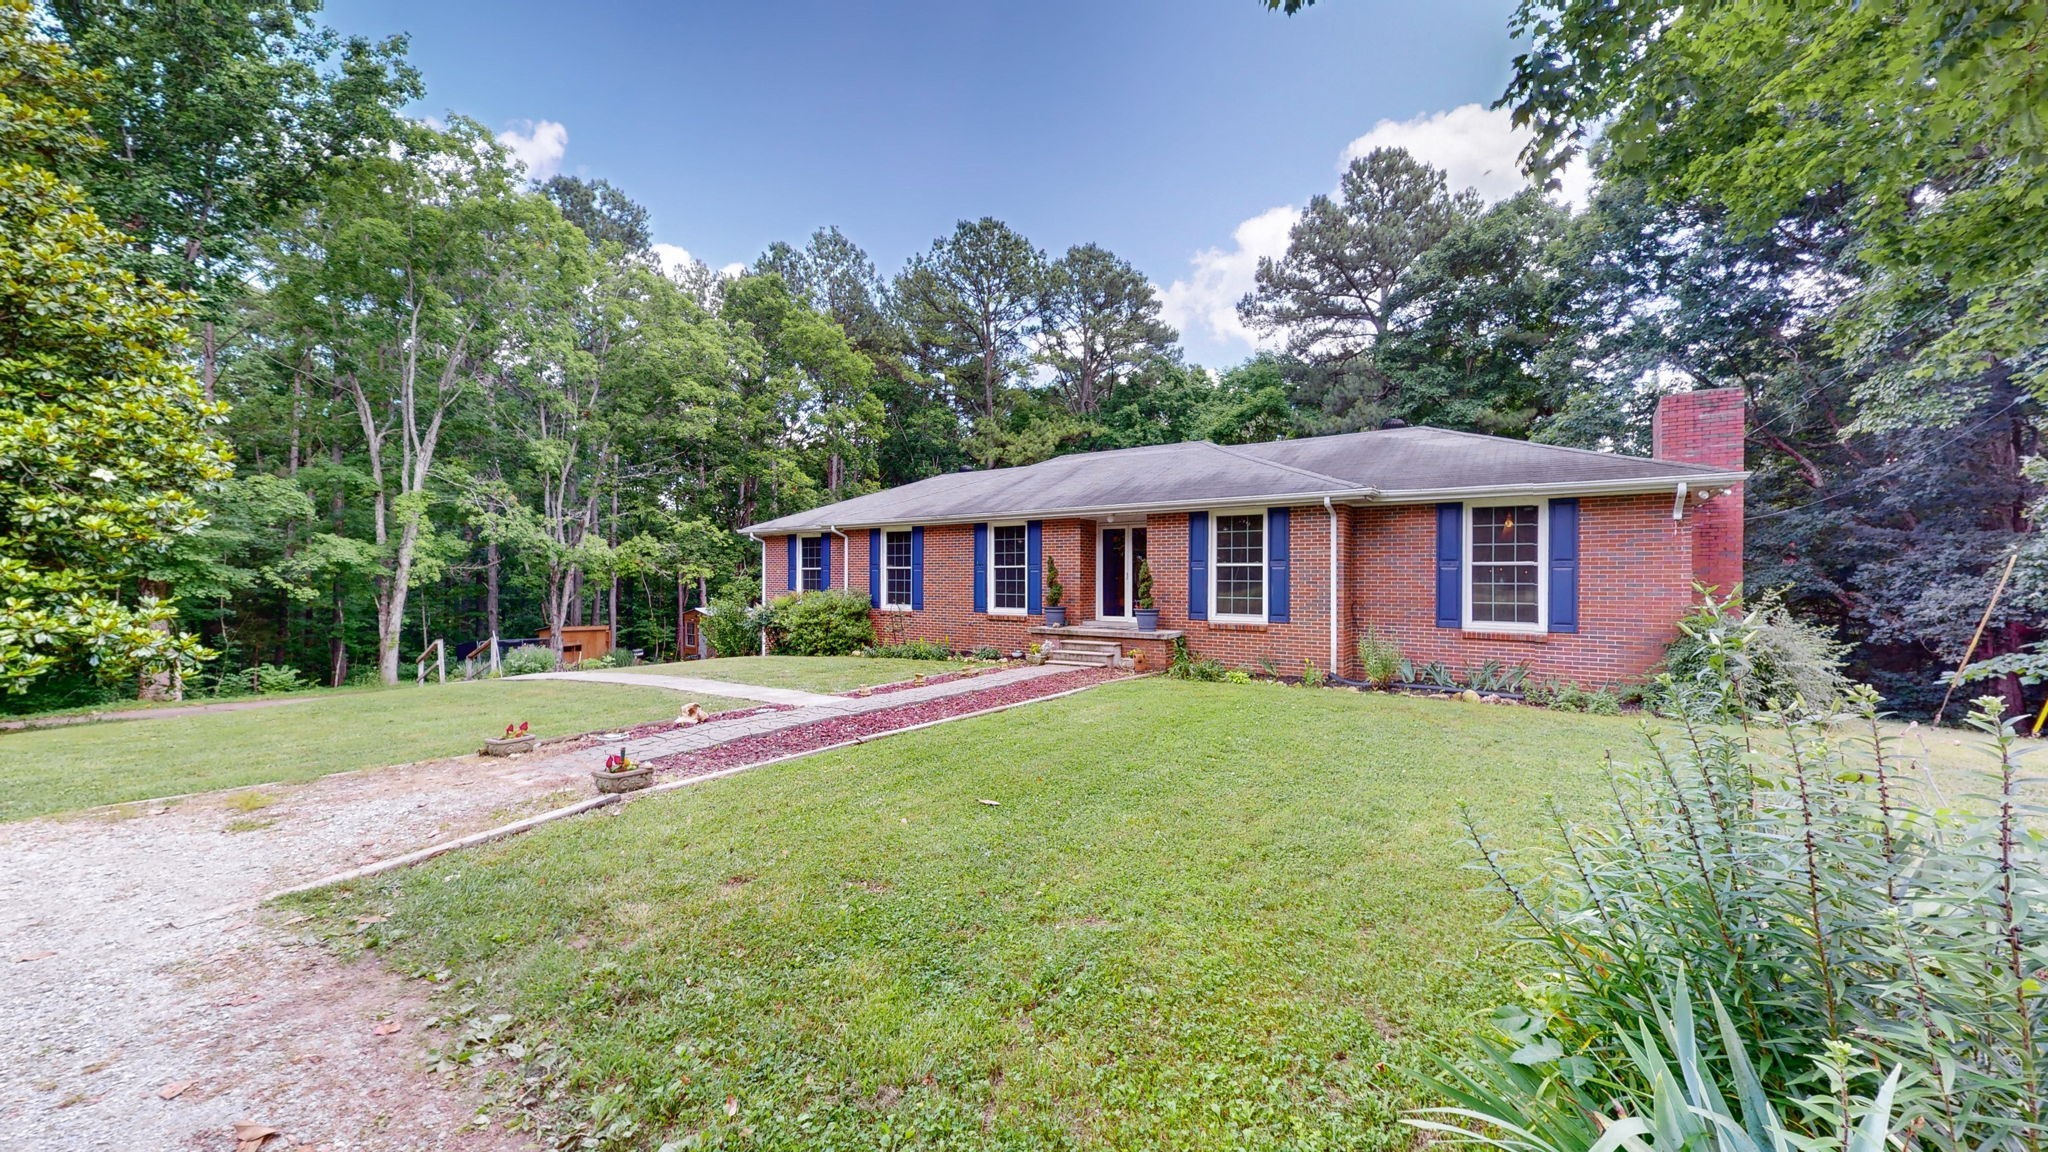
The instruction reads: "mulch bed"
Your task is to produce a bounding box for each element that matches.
[554,704,794,751]
[649,668,1121,779]
[839,664,1012,698]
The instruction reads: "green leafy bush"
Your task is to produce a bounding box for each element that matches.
[1300,659,1326,688]
[863,637,954,661]
[1043,556,1063,608]
[499,645,558,676]
[766,590,875,656]
[569,652,618,671]
[1457,687,2039,1151]
[1355,627,1402,688]
[1222,669,1253,685]
[701,596,762,659]
[1165,637,1225,682]
[249,663,309,693]
[1658,587,1848,717]
[970,646,1002,662]
[1134,558,1154,610]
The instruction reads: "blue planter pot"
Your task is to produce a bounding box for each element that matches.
[1044,606,1067,627]
[1134,608,1160,631]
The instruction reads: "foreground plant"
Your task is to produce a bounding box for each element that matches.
[1415,982,1903,1152]
[1448,684,2044,1151]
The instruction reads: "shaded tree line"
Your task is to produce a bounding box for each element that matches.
[4,0,2037,720]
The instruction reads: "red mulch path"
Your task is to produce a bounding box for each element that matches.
[838,665,1013,698]
[650,668,1122,780]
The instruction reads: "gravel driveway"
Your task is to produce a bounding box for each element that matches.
[0,745,595,1150]
[0,664,1121,1149]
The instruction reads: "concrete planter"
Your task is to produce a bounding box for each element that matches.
[483,735,537,756]
[591,766,653,794]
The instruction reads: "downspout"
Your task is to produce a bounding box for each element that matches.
[828,526,852,590]
[1324,497,1339,676]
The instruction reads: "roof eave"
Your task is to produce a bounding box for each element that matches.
[740,471,1749,534]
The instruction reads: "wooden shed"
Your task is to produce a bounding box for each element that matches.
[678,605,715,660]
[537,624,614,665]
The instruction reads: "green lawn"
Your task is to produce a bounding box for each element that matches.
[0,679,747,822]
[302,681,1642,1151]
[616,654,970,693]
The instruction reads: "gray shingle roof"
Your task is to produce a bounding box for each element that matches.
[744,427,1743,534]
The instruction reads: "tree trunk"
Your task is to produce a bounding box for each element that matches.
[135,578,181,701]
[485,541,501,641]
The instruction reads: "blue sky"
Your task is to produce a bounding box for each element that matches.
[324,0,1561,367]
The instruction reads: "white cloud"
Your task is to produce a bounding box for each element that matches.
[719,262,747,278]
[1162,104,1594,359]
[651,242,700,277]
[498,118,569,181]
[1157,204,1300,352]
[1340,103,1591,208]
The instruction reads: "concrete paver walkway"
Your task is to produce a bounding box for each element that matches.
[510,669,844,708]
[610,663,1071,762]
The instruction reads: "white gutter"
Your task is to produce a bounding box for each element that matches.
[1324,497,1339,676]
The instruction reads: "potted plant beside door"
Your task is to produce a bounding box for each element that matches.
[1133,558,1160,631]
[1043,557,1066,627]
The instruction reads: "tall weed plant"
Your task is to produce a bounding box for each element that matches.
[1445,638,2046,1150]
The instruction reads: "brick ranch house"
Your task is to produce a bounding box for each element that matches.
[743,388,1747,686]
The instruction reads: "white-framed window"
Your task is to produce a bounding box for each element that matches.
[1464,502,1546,632]
[882,529,914,609]
[989,523,1028,614]
[798,535,825,592]
[1209,509,1267,623]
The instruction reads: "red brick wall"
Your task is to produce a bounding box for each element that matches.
[1653,388,1745,595]
[760,491,1708,687]
[1348,496,1696,687]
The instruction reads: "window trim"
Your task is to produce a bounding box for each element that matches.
[1207,507,1269,625]
[1460,499,1548,634]
[987,521,1029,616]
[879,527,915,611]
[798,534,826,592]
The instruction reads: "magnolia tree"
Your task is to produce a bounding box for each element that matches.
[0,1,232,694]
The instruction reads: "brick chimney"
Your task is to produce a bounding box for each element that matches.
[1653,388,1746,597]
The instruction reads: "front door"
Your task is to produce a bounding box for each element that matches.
[1098,526,1148,621]
[1101,528,1129,618]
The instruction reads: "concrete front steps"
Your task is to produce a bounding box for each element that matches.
[1043,639,1124,667]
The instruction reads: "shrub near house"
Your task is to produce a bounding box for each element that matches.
[744,390,1747,687]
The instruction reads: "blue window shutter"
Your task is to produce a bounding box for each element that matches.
[819,533,831,589]
[868,529,881,608]
[1188,512,1209,621]
[1435,504,1462,628]
[784,535,796,593]
[972,524,988,613]
[1549,498,1579,633]
[1026,520,1044,615]
[910,527,925,610]
[1267,507,1291,623]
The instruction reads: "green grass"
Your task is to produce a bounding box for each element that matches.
[615,654,970,693]
[0,679,749,822]
[303,681,1640,1151]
